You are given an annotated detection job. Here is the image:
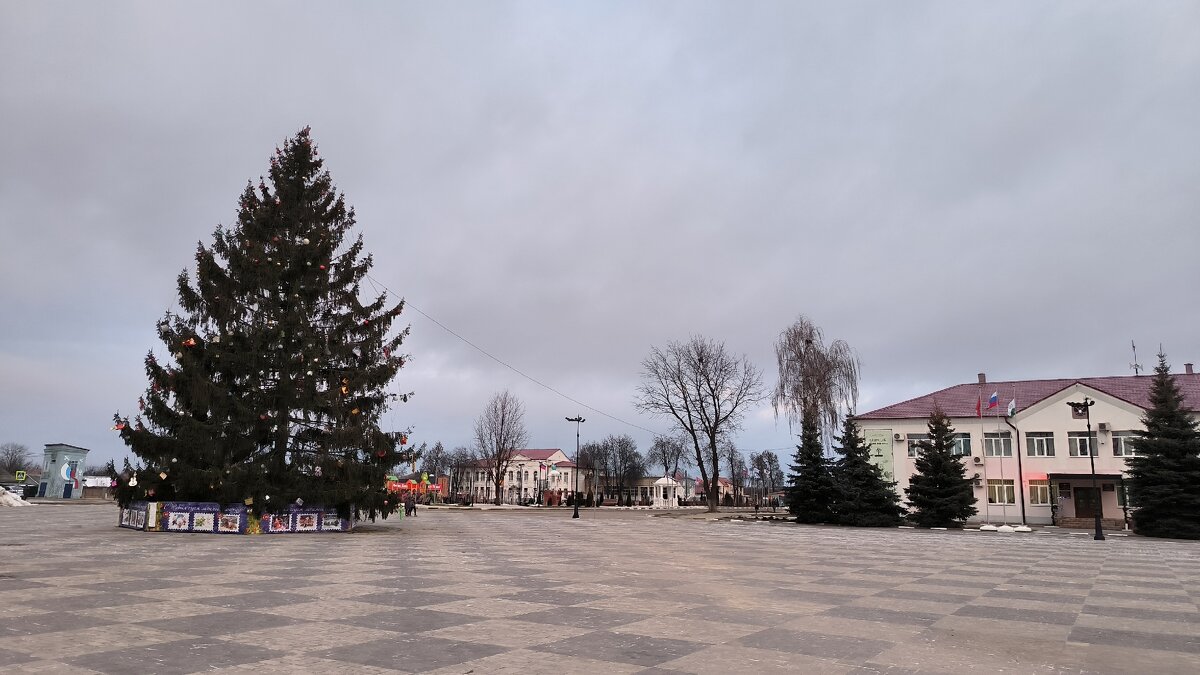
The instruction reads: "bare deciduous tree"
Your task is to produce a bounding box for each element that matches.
[419,441,447,477]
[446,445,476,498]
[773,315,860,438]
[0,442,32,475]
[473,390,530,505]
[636,336,766,512]
[721,440,748,506]
[647,434,690,478]
[749,450,784,503]
[607,434,644,503]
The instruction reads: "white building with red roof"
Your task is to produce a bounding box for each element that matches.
[856,366,1200,528]
[453,449,577,504]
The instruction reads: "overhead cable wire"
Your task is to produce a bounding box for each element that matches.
[363,273,668,438]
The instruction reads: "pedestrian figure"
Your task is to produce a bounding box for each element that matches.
[405,493,417,517]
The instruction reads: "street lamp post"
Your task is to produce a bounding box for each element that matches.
[566,416,585,519]
[1067,397,1105,541]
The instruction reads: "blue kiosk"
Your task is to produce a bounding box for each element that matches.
[38,443,90,499]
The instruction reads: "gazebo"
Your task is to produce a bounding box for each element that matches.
[651,475,680,508]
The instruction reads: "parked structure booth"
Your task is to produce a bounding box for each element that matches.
[37,443,89,499]
[651,475,680,508]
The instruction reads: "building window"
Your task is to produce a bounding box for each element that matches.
[907,433,930,458]
[1029,479,1051,505]
[952,434,971,457]
[1068,432,1094,457]
[1026,432,1055,457]
[1112,431,1139,457]
[987,479,1015,504]
[983,432,1012,457]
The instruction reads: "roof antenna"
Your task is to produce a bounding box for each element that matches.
[1130,340,1142,376]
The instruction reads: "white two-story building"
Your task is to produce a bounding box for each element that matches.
[856,368,1199,528]
[454,449,576,504]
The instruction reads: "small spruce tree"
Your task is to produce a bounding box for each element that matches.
[1126,352,1200,539]
[905,405,976,527]
[111,127,411,520]
[830,416,905,526]
[787,413,837,523]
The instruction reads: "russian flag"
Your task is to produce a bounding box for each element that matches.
[987,391,999,409]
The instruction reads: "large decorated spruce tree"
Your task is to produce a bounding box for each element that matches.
[112,127,411,519]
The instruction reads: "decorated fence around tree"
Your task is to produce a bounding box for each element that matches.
[118,501,360,534]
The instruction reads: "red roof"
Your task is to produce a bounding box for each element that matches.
[858,374,1200,420]
[519,449,563,460]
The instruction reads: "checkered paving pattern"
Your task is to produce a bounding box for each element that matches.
[2,505,1199,674]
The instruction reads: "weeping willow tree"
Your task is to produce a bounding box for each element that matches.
[773,315,861,435]
[774,316,860,523]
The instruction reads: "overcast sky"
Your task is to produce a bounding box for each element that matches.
[3,2,1198,470]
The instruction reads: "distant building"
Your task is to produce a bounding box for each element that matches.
[453,449,575,503]
[37,443,90,499]
[856,368,1200,528]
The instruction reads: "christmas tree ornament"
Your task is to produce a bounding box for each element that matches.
[183,337,197,347]
[129,475,138,487]
[295,498,304,506]
[319,264,326,270]
[159,471,167,480]
[211,335,221,343]
[244,497,253,505]
[314,467,322,476]
[171,458,177,463]
[302,238,310,245]
[306,370,313,376]
[173,352,182,359]
[264,494,270,501]
[351,408,360,415]
[113,421,126,431]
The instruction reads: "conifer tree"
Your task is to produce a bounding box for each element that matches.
[905,406,975,527]
[1126,352,1200,539]
[787,413,836,523]
[111,127,411,520]
[830,416,905,526]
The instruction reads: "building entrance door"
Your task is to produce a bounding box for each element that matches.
[1074,487,1099,518]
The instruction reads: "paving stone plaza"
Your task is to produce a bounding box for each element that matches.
[1,504,1198,674]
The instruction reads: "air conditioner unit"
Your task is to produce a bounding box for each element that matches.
[973,479,983,488]
[893,433,905,442]
[1098,422,1110,432]
[972,473,981,480]
[972,456,984,465]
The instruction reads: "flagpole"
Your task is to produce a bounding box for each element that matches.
[996,394,1007,525]
[978,386,991,526]
[1007,384,1029,527]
